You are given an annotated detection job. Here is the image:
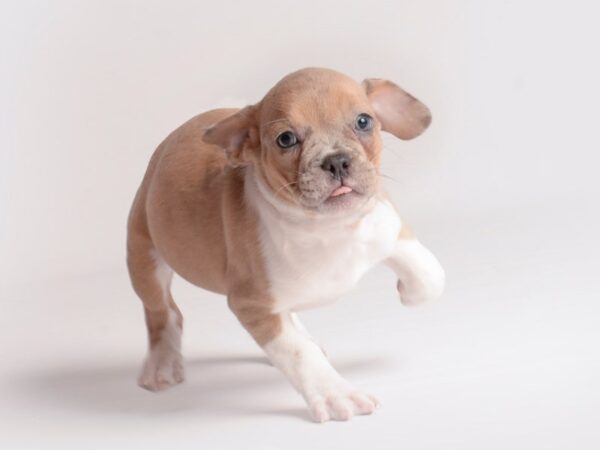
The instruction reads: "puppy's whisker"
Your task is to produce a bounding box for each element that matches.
[274,181,298,198]
[382,145,406,161]
[379,173,400,184]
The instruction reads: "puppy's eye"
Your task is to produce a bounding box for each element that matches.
[276,131,298,149]
[355,113,374,131]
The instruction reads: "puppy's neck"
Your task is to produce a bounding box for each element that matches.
[244,165,378,229]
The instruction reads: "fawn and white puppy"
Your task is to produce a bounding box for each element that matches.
[127,67,445,422]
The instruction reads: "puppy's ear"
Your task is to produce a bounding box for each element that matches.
[362,79,431,140]
[202,106,259,164]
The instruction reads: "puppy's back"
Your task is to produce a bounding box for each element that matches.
[128,108,240,294]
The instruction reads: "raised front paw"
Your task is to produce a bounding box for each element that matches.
[306,380,379,422]
[397,261,445,306]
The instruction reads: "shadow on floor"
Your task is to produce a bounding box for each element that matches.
[13,353,392,422]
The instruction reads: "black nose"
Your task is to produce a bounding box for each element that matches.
[321,152,351,180]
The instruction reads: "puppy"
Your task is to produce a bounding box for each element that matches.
[127,67,445,422]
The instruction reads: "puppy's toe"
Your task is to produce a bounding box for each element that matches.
[309,399,330,423]
[350,391,379,415]
[326,395,354,421]
[308,389,379,423]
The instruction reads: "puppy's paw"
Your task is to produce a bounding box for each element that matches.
[137,348,185,392]
[307,383,379,423]
[397,263,445,306]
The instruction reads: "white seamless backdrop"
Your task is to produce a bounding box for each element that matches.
[2,1,599,286]
[1,1,599,449]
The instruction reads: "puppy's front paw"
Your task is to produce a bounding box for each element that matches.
[306,381,379,422]
[397,263,445,306]
[137,348,185,392]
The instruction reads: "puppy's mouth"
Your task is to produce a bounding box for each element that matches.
[296,167,375,211]
[324,182,363,206]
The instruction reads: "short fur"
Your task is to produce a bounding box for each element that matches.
[127,68,445,421]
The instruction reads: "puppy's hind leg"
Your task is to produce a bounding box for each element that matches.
[127,211,184,391]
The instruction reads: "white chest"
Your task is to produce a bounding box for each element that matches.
[258,200,401,313]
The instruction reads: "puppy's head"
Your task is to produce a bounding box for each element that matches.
[203,68,431,214]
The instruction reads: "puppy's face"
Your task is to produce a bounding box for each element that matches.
[204,68,431,214]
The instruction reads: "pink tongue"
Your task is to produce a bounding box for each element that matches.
[330,186,353,197]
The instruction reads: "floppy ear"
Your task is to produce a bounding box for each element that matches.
[362,79,432,140]
[202,106,258,164]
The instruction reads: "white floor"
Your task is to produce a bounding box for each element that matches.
[2,196,599,450]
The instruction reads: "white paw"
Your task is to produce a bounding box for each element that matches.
[398,264,445,306]
[137,348,185,392]
[306,383,379,422]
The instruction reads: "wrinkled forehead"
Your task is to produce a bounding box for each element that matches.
[258,72,373,130]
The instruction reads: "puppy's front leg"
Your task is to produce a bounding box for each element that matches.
[228,297,378,422]
[385,225,446,306]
